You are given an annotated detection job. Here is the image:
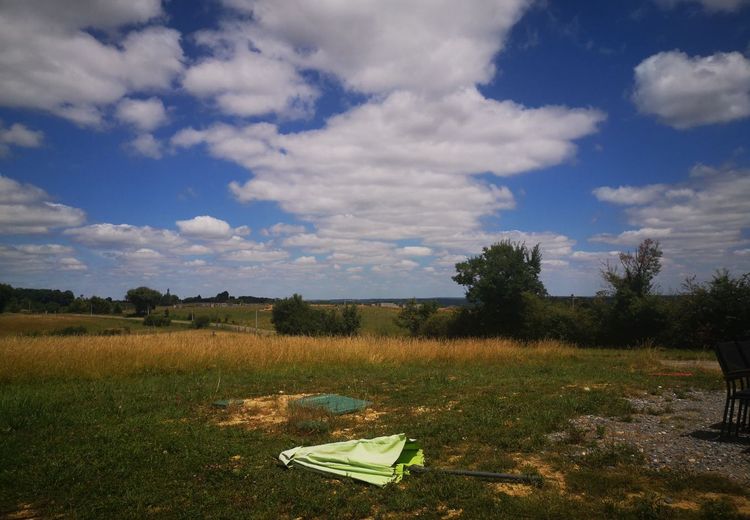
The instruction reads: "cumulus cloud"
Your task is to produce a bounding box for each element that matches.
[0,122,43,156]
[591,165,750,272]
[220,0,531,95]
[592,184,666,205]
[183,43,317,118]
[633,51,750,128]
[174,88,602,247]
[0,243,86,274]
[261,222,306,236]
[176,215,233,239]
[116,97,168,132]
[0,176,85,234]
[128,134,163,159]
[64,223,186,249]
[0,2,183,126]
[655,0,750,11]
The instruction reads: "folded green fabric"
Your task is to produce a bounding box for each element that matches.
[279,433,424,487]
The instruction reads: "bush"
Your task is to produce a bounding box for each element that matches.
[143,314,171,327]
[272,295,361,336]
[49,326,88,336]
[418,312,454,338]
[192,315,211,329]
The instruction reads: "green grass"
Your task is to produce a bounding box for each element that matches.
[164,303,407,336]
[0,313,189,337]
[0,332,744,519]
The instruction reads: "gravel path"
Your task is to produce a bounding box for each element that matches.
[555,390,750,485]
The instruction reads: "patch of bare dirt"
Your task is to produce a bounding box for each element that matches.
[659,359,720,372]
[215,393,310,430]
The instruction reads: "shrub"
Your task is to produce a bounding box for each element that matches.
[49,326,88,336]
[143,314,171,327]
[192,315,211,329]
[272,295,361,336]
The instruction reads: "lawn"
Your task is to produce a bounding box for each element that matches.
[164,303,406,336]
[0,329,745,519]
[0,313,189,337]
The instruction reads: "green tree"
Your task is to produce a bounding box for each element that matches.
[90,296,111,315]
[602,238,663,298]
[215,290,230,303]
[677,270,750,346]
[125,287,162,316]
[395,299,439,336]
[340,303,362,336]
[599,239,665,346]
[0,283,12,312]
[453,241,546,337]
[271,294,321,335]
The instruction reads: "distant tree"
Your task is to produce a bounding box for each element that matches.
[272,295,361,336]
[340,303,362,336]
[215,290,230,303]
[453,241,546,337]
[125,287,162,316]
[602,238,662,298]
[160,289,179,306]
[90,296,111,315]
[395,299,439,336]
[0,283,12,312]
[272,294,321,335]
[598,239,666,346]
[677,270,750,346]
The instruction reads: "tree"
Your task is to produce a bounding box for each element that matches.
[215,290,230,303]
[271,294,321,335]
[90,296,112,315]
[0,283,12,313]
[602,238,662,298]
[125,287,162,316]
[340,303,362,336]
[678,270,750,346]
[453,241,546,337]
[394,299,439,336]
[599,239,665,346]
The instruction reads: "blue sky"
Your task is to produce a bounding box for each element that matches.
[1,0,749,299]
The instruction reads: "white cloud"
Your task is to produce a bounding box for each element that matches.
[221,0,531,95]
[592,184,666,205]
[633,51,750,128]
[0,243,86,274]
[0,176,85,234]
[183,44,317,118]
[128,134,163,159]
[0,122,43,156]
[655,0,750,12]
[116,97,168,132]
[174,88,602,245]
[0,3,183,126]
[223,246,288,262]
[397,246,433,257]
[176,215,233,239]
[590,165,750,273]
[64,223,186,249]
[261,222,306,236]
[293,256,317,265]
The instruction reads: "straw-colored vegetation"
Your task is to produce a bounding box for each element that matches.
[0,330,585,381]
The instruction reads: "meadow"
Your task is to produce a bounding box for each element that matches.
[1,325,747,518]
[166,303,406,336]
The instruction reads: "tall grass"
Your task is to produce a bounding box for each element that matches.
[0,330,580,381]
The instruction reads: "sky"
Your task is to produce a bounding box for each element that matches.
[1,0,749,300]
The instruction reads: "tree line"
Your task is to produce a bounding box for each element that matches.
[390,239,749,348]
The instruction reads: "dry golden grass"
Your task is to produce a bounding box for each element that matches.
[0,330,578,381]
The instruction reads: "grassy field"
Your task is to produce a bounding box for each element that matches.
[0,328,745,519]
[0,313,189,337]
[165,303,406,336]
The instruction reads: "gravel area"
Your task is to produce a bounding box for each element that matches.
[551,389,750,485]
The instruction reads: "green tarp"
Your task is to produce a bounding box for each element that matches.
[278,433,424,487]
[292,394,371,415]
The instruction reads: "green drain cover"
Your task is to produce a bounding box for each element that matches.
[292,394,371,415]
